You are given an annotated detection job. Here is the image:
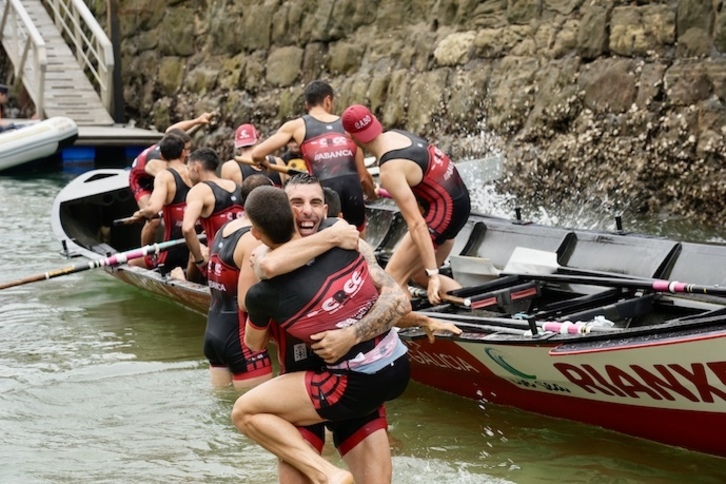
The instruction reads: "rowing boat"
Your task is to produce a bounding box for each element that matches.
[50,167,726,458]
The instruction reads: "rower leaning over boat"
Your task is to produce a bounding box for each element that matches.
[129,133,195,277]
[220,123,286,187]
[182,148,244,277]
[342,104,472,305]
[129,112,214,246]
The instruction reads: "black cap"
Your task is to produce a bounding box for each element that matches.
[0,84,8,95]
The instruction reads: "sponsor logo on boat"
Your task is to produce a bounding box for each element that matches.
[554,361,726,404]
[405,341,481,372]
[485,348,537,379]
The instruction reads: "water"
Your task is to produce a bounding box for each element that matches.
[1,173,726,484]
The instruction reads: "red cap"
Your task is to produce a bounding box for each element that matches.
[341,105,383,143]
[234,124,259,148]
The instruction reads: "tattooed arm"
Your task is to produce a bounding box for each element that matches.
[310,239,411,363]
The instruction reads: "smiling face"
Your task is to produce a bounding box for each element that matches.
[285,182,327,237]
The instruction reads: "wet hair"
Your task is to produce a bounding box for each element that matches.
[241,173,274,201]
[166,128,191,143]
[158,133,185,161]
[304,80,334,108]
[245,186,295,245]
[284,173,324,193]
[323,187,342,217]
[188,147,220,171]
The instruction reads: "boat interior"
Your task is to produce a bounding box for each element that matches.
[57,175,726,338]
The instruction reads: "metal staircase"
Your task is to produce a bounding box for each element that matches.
[0,0,114,125]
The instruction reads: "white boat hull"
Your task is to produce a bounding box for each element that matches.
[0,116,78,171]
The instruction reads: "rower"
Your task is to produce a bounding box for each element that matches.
[220,123,287,187]
[342,104,472,305]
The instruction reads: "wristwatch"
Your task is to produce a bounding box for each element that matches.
[425,268,439,277]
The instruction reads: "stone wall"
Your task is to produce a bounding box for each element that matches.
[93,0,726,225]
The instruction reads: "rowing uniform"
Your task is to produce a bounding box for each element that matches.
[238,156,283,187]
[129,144,162,201]
[145,168,191,273]
[204,224,272,380]
[246,245,410,422]
[299,115,366,231]
[198,181,244,245]
[379,130,471,246]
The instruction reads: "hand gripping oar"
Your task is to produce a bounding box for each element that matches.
[409,286,471,308]
[234,156,308,176]
[0,238,190,290]
[112,212,161,226]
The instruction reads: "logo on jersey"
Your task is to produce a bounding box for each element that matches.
[318,270,365,314]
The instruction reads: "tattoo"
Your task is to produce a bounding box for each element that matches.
[352,241,411,342]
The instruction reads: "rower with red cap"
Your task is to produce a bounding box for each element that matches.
[341,104,471,305]
[220,123,287,187]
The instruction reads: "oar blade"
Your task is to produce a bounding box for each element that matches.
[503,247,560,275]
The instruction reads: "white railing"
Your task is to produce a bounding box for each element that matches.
[0,0,47,117]
[42,0,114,112]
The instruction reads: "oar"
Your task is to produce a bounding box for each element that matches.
[234,156,308,176]
[512,272,726,297]
[0,238,191,290]
[113,212,161,226]
[414,311,621,334]
[409,287,471,308]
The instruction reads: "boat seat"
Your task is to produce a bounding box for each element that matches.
[664,242,726,287]
[463,220,572,270]
[561,232,680,279]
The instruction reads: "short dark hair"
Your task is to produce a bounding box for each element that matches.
[304,80,334,108]
[166,128,191,143]
[323,187,342,217]
[241,173,274,201]
[188,147,220,171]
[159,133,185,161]
[245,186,295,245]
[285,173,324,193]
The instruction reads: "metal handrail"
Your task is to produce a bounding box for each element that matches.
[42,0,114,112]
[0,0,47,117]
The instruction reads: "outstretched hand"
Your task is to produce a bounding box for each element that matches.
[422,318,462,343]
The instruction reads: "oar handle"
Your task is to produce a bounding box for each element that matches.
[409,287,471,308]
[113,213,160,226]
[234,156,308,176]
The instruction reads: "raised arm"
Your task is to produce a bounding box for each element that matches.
[249,119,301,164]
[167,112,213,135]
[253,220,359,280]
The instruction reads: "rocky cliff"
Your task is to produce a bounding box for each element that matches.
[96,0,726,226]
